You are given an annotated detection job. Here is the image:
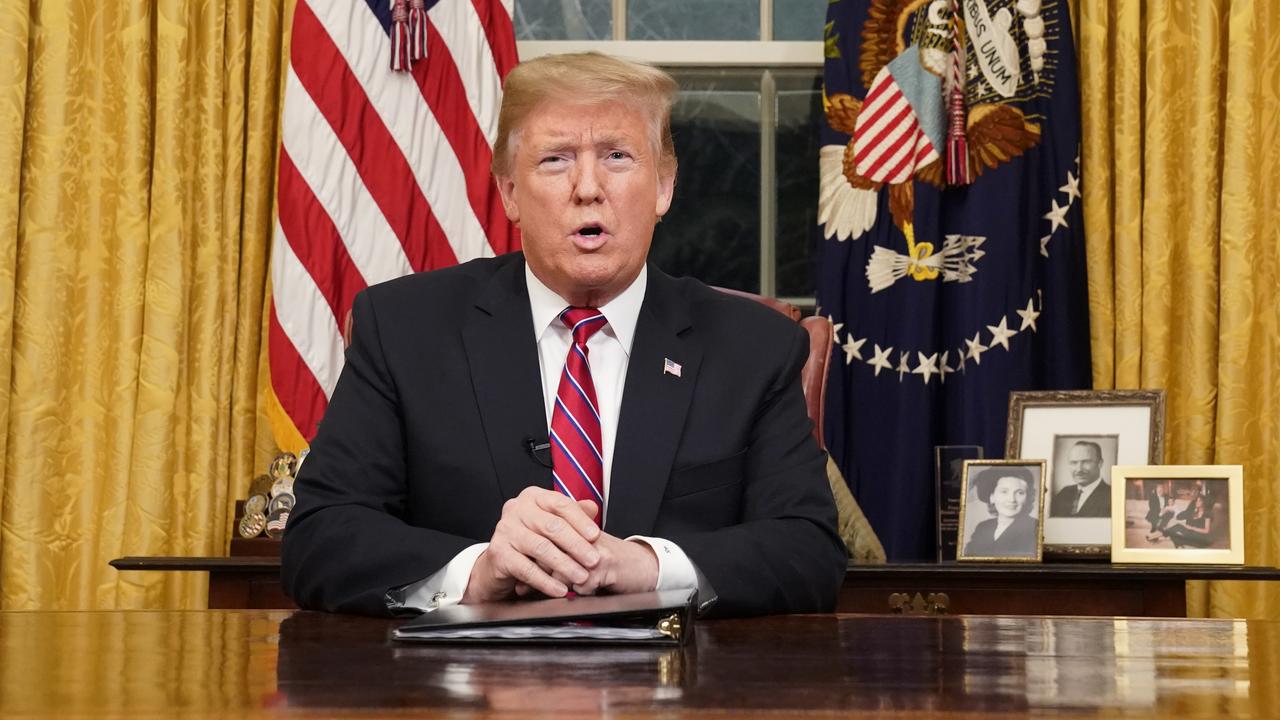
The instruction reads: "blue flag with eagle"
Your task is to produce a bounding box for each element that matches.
[817,0,1091,560]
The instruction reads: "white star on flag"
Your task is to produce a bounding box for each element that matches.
[1017,298,1041,332]
[1044,198,1070,233]
[965,332,988,365]
[913,352,940,384]
[867,344,894,377]
[987,316,1017,351]
[843,336,866,364]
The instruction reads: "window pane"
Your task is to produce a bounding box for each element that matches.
[628,0,759,40]
[513,0,611,40]
[774,71,823,298]
[772,0,825,41]
[651,72,761,292]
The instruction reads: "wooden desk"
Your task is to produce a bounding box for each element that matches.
[110,556,1280,616]
[1,610,1274,718]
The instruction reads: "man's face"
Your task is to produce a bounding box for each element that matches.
[497,101,675,306]
[1067,444,1102,487]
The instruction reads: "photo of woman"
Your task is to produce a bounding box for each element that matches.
[958,461,1046,561]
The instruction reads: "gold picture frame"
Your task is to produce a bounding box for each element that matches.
[957,459,1047,563]
[1111,465,1244,565]
[1005,389,1166,558]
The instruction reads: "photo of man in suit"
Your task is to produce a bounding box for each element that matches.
[280,52,847,618]
[1049,440,1111,517]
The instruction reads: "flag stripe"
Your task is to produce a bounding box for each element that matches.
[276,149,369,319]
[279,73,413,285]
[269,306,330,442]
[470,0,518,79]
[428,0,503,145]
[309,0,494,265]
[271,224,346,396]
[294,0,460,271]
[411,21,512,256]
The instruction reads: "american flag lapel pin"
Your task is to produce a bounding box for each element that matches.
[663,357,682,377]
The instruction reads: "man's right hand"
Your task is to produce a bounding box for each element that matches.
[461,487,602,604]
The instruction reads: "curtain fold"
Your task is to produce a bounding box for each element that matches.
[0,0,285,609]
[1077,0,1279,617]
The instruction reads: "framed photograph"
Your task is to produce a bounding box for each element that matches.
[1005,390,1166,558]
[936,445,984,562]
[957,459,1046,562]
[1111,465,1244,564]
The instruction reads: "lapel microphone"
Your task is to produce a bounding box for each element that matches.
[524,437,552,469]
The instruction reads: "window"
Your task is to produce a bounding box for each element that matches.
[515,0,825,305]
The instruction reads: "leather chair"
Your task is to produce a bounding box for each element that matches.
[711,287,831,450]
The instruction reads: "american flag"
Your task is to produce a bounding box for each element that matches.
[267,0,519,450]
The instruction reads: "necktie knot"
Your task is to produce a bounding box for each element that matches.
[561,307,607,345]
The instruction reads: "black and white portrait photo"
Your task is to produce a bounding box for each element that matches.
[1048,435,1118,518]
[958,461,1046,562]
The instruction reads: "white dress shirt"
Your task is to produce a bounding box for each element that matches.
[400,264,697,611]
[1073,477,1103,514]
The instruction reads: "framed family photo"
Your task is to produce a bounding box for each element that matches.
[1005,390,1166,558]
[957,459,1046,563]
[1111,465,1244,564]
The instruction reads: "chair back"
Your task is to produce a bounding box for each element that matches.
[711,287,831,450]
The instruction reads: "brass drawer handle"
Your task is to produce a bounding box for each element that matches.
[888,592,950,615]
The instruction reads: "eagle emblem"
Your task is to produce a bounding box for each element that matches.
[820,0,1052,292]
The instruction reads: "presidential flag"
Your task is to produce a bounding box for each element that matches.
[817,0,1091,559]
[267,0,519,451]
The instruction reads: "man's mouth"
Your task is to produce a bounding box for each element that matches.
[571,223,609,248]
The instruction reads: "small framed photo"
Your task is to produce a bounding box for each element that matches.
[957,460,1047,562]
[1006,390,1166,558]
[1111,465,1244,564]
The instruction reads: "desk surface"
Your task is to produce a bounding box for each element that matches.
[1,610,1273,718]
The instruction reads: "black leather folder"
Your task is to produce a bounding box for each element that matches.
[392,589,696,646]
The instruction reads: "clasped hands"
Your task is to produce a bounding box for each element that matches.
[462,486,659,604]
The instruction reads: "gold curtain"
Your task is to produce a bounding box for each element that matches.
[0,0,288,609]
[1076,0,1280,617]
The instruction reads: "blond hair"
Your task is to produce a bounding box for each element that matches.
[491,52,678,177]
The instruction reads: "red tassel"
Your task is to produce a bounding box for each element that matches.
[945,85,971,185]
[390,0,411,72]
[409,0,427,63]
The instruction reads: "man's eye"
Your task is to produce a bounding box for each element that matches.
[607,151,629,161]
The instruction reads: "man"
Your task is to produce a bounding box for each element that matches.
[281,52,847,618]
[1049,440,1110,517]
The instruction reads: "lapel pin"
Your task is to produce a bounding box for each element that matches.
[663,357,682,377]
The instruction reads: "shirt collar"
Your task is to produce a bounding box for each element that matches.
[524,262,647,354]
[1077,476,1103,496]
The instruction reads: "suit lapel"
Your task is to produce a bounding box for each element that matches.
[606,269,701,537]
[462,256,553,501]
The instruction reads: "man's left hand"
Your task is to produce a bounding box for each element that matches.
[516,533,659,597]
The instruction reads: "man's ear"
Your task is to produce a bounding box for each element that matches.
[655,168,676,218]
[496,174,520,224]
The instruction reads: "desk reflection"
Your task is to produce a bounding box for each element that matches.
[0,610,1271,718]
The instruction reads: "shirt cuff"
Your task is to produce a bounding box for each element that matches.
[394,542,488,612]
[627,535,698,591]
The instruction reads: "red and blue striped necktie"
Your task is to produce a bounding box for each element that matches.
[550,307,608,526]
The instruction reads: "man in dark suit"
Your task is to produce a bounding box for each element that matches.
[1049,440,1111,517]
[280,52,847,618]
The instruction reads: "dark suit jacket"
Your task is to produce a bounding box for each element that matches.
[1050,481,1111,517]
[964,515,1038,557]
[281,253,847,617]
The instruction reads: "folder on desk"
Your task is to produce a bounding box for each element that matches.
[392,589,696,646]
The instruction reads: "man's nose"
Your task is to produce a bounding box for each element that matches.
[572,160,604,204]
